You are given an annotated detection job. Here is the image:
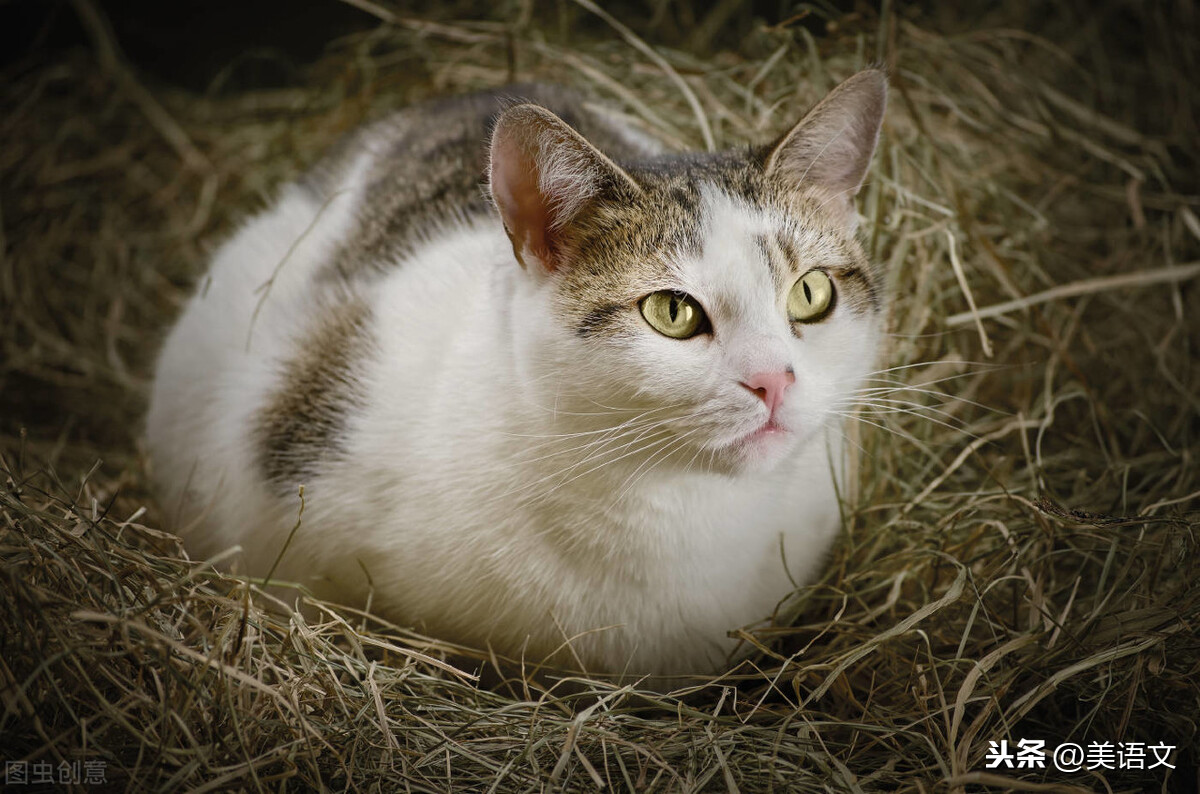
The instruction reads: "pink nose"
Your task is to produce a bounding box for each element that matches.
[740,369,795,417]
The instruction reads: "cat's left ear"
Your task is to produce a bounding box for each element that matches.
[489,104,641,273]
[763,68,887,225]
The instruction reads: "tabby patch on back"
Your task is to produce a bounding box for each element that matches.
[146,71,889,678]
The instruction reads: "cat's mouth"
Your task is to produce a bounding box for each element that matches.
[733,418,791,448]
[708,417,795,471]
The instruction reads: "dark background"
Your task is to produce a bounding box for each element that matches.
[1,2,1197,791]
[4,0,1187,185]
[0,1,1168,91]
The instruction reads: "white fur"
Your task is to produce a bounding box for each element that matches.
[147,145,882,678]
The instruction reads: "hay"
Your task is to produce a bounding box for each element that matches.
[2,0,1198,790]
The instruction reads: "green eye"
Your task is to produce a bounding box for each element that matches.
[788,270,834,322]
[640,291,708,339]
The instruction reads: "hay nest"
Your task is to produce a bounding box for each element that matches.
[2,1,1197,790]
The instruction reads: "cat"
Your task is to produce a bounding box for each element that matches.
[145,70,888,678]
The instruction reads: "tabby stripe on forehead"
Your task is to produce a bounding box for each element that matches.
[256,301,374,493]
[753,233,774,280]
[752,232,791,292]
[775,231,802,273]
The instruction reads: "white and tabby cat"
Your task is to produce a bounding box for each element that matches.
[146,71,888,676]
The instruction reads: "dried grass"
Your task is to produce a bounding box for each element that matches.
[2,0,1198,790]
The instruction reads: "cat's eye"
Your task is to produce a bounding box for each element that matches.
[640,291,708,339]
[788,270,834,322]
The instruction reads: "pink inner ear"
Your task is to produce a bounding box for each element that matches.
[491,134,557,271]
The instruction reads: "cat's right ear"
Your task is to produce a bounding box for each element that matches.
[489,104,641,273]
[763,68,887,224]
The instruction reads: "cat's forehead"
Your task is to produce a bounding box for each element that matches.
[560,159,863,329]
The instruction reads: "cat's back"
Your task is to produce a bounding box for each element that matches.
[303,84,665,282]
[145,84,663,556]
[150,82,664,375]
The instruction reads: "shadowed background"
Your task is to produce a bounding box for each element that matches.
[1,0,1197,790]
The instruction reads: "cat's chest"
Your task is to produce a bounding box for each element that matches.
[377,438,833,593]
[547,464,831,572]
[498,465,836,669]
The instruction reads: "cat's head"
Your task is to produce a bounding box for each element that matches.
[489,70,887,474]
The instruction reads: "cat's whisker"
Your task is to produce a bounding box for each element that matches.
[849,384,1002,418]
[830,410,943,456]
[843,423,940,462]
[837,395,984,439]
[848,369,1005,410]
[506,411,689,473]
[511,391,668,419]
[879,329,958,339]
[854,367,993,398]
[853,386,981,409]
[494,420,656,464]
[501,404,679,443]
[825,422,872,462]
[511,400,692,447]
[857,359,998,382]
[526,429,682,509]
[611,426,708,505]
[490,406,714,506]
[855,371,981,392]
[852,405,982,441]
[678,434,711,479]
[542,407,717,493]
[851,396,974,426]
[507,370,673,418]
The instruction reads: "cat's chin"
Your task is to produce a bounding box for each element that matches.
[711,421,799,474]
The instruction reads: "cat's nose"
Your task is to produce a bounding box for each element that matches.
[740,368,796,417]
